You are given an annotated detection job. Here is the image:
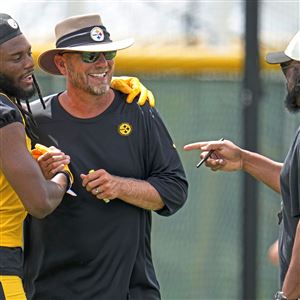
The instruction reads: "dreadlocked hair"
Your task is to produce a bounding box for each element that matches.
[33,74,46,109]
[15,74,46,142]
[15,98,39,141]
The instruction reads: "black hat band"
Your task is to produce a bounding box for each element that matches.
[56,25,112,48]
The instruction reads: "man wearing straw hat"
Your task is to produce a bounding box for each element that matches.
[184,31,300,300]
[23,13,188,300]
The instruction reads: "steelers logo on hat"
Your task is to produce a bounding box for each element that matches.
[118,123,132,136]
[7,18,18,30]
[90,27,104,42]
[0,14,22,45]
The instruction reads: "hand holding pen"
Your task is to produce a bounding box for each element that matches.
[196,138,224,168]
[183,138,243,172]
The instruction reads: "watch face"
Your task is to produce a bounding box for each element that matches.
[274,291,288,300]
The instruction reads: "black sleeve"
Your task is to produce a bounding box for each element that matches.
[145,107,188,216]
[0,94,23,129]
[289,132,300,218]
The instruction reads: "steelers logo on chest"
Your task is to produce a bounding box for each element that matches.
[118,123,133,136]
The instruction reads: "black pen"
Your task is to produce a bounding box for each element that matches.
[196,137,225,168]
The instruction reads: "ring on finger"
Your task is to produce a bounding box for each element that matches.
[95,187,100,194]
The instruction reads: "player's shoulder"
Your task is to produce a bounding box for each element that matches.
[0,92,13,107]
[0,93,23,127]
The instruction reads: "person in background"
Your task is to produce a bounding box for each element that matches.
[184,31,300,300]
[23,13,188,300]
[268,240,280,267]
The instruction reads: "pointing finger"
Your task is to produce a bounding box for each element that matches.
[183,142,208,151]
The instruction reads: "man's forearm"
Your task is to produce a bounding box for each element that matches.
[117,177,164,211]
[241,149,283,193]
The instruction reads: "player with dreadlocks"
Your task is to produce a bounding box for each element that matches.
[0,13,74,300]
[0,12,156,300]
[0,20,44,141]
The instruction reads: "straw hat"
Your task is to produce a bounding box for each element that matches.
[38,13,134,75]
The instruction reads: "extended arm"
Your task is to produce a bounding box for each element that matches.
[1,122,67,218]
[184,139,282,193]
[282,219,300,299]
[241,149,282,193]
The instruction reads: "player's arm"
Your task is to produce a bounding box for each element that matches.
[241,149,282,193]
[282,219,300,299]
[0,122,68,218]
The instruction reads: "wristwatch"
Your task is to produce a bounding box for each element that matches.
[274,291,288,300]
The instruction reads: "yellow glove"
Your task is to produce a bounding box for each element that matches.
[31,144,74,184]
[111,76,155,107]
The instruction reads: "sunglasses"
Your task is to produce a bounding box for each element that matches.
[61,51,117,63]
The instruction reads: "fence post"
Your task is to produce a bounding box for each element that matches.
[242,0,261,299]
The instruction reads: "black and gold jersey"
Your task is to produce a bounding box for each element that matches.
[0,93,30,248]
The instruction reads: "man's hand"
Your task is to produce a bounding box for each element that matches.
[110,76,155,107]
[31,144,72,181]
[80,169,120,202]
[81,169,164,210]
[184,139,243,172]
